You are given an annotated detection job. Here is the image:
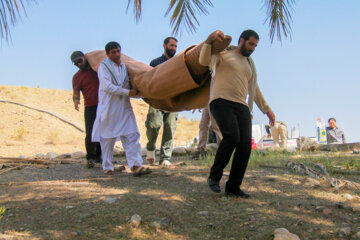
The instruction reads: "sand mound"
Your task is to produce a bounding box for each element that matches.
[0,85,199,157]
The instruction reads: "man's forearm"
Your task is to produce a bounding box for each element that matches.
[73,96,79,103]
[72,91,80,104]
[199,43,212,67]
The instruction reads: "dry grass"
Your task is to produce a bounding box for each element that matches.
[0,85,199,157]
[45,131,60,145]
[12,126,27,140]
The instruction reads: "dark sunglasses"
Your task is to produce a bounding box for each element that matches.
[74,58,83,65]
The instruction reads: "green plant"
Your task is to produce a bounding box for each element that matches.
[0,206,6,219]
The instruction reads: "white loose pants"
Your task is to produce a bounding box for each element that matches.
[100,132,143,171]
[271,122,288,149]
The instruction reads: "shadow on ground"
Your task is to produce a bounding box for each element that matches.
[0,155,359,240]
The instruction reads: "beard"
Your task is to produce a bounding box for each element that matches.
[165,47,176,58]
[240,44,253,57]
[79,60,89,70]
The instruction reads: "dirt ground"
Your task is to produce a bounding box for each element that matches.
[1,85,360,239]
[1,153,360,240]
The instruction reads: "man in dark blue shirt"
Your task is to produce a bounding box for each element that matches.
[145,37,178,166]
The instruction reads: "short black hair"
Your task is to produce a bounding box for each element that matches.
[238,29,259,44]
[164,37,178,45]
[328,117,336,123]
[105,41,121,54]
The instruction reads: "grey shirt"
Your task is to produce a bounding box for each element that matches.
[326,127,346,144]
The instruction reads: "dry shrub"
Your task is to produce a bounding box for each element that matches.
[20,86,28,92]
[46,131,60,145]
[4,141,14,146]
[13,126,27,140]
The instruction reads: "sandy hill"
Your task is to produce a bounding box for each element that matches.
[0,85,199,157]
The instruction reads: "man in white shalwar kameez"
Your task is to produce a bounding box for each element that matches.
[92,41,151,176]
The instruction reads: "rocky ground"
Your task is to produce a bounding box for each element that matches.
[1,151,360,240]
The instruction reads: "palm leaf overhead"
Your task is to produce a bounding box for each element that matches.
[0,0,36,41]
[264,0,295,43]
[1,0,295,43]
[126,0,142,22]
[164,0,213,35]
[128,0,295,42]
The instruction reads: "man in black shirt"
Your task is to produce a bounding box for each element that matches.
[145,37,178,167]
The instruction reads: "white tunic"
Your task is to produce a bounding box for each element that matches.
[92,59,139,141]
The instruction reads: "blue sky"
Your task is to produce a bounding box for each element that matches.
[0,0,359,143]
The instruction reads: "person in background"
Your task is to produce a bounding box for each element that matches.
[192,107,222,160]
[71,51,101,168]
[270,121,288,149]
[145,37,179,167]
[326,117,346,144]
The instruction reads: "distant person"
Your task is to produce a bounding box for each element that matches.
[200,30,275,198]
[265,124,272,138]
[145,37,178,167]
[270,121,288,149]
[92,41,151,176]
[71,51,101,168]
[326,117,346,144]
[192,107,222,160]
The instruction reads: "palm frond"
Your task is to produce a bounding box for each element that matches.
[165,0,213,36]
[0,0,36,42]
[126,0,142,22]
[264,0,295,43]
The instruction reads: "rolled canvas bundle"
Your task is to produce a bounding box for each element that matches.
[85,34,231,112]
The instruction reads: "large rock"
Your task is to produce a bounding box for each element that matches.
[287,161,319,178]
[71,151,86,159]
[297,137,319,151]
[273,228,300,240]
[338,227,352,237]
[150,218,170,230]
[185,147,196,154]
[304,178,321,188]
[206,143,218,153]
[313,163,329,176]
[55,153,71,159]
[130,214,141,227]
[34,153,46,159]
[45,152,59,160]
[172,147,187,155]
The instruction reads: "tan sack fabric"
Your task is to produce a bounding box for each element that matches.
[85,48,211,111]
[85,36,231,112]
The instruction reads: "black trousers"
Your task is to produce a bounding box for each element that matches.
[209,98,252,188]
[84,105,101,161]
